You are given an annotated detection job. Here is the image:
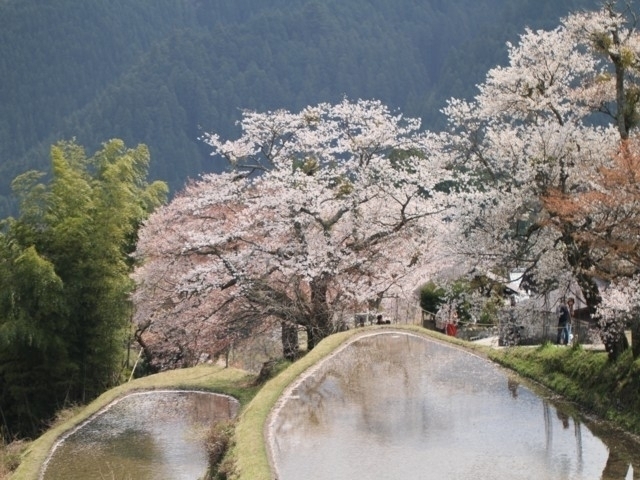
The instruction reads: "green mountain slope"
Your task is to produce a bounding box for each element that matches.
[0,0,599,214]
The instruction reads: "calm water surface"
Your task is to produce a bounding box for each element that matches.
[41,390,239,480]
[269,332,640,480]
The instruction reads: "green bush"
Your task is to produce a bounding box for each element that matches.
[419,282,445,315]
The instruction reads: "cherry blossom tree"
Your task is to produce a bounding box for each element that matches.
[133,99,454,368]
[544,139,640,280]
[545,137,640,358]
[439,1,640,357]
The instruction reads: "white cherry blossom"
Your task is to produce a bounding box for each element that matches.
[133,99,454,369]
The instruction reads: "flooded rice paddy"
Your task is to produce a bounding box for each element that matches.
[41,390,239,480]
[268,332,640,480]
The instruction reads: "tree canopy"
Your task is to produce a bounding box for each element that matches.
[0,139,167,440]
[133,99,454,368]
[439,1,640,360]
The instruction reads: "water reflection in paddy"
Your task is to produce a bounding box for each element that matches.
[269,332,639,480]
[41,390,239,480]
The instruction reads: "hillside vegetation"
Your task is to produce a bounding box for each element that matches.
[0,0,598,215]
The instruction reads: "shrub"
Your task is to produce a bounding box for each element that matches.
[419,282,445,315]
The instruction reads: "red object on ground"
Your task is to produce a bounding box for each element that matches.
[446,323,457,337]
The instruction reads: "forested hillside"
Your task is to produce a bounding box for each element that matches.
[0,0,599,215]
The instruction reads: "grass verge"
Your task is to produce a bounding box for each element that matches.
[488,342,640,434]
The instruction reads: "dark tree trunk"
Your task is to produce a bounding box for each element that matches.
[281,321,299,361]
[581,277,628,362]
[564,232,629,360]
[307,276,333,350]
[306,324,316,351]
[134,328,159,374]
[306,312,333,349]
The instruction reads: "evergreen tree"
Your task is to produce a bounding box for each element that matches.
[0,139,167,440]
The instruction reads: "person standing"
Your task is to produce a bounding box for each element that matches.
[567,297,575,344]
[557,298,571,345]
[446,308,459,337]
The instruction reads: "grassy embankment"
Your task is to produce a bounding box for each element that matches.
[6,325,640,480]
[488,341,640,434]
